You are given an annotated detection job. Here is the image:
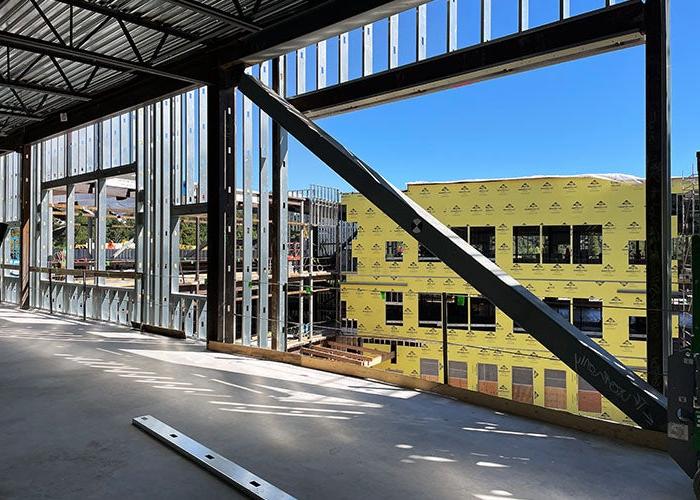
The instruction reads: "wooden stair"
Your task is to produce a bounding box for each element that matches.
[300,340,394,367]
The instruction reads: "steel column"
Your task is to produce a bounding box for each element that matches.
[238,73,668,431]
[206,81,236,343]
[645,0,671,393]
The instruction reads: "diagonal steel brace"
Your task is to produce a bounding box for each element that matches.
[238,73,668,431]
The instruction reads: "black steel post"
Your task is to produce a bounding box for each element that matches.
[645,0,671,393]
[206,83,224,343]
[442,292,449,385]
[206,70,237,344]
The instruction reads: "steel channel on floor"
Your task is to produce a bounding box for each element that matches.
[132,415,296,500]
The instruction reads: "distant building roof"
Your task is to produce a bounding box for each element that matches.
[406,173,645,186]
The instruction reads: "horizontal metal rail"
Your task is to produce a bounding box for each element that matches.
[238,72,668,431]
[41,162,137,190]
[30,266,141,280]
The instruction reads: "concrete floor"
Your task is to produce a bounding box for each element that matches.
[0,305,691,500]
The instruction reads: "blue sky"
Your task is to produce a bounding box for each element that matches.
[286,0,700,191]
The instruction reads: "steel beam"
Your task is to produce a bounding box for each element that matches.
[290,1,646,118]
[232,0,426,65]
[0,30,205,85]
[163,0,259,32]
[238,72,668,431]
[645,0,671,393]
[0,109,42,121]
[53,0,200,42]
[0,78,91,101]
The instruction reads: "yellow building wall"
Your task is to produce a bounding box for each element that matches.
[341,175,690,425]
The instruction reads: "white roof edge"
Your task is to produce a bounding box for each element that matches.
[406,173,646,186]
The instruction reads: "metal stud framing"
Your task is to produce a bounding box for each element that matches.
[416,4,427,61]
[258,61,271,348]
[242,68,254,344]
[270,56,288,351]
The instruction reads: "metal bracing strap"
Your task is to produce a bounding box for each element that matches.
[237,73,668,431]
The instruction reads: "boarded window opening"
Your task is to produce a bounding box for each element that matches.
[420,358,439,383]
[544,369,567,409]
[512,366,533,404]
[478,363,498,396]
[577,376,602,413]
[448,360,467,389]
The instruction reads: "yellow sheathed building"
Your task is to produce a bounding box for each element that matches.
[340,174,692,425]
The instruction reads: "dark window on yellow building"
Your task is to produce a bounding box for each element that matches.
[390,341,397,364]
[573,299,602,337]
[471,297,496,331]
[478,363,498,395]
[385,291,403,325]
[418,243,439,261]
[512,366,534,404]
[544,297,570,321]
[629,316,647,340]
[471,226,496,260]
[418,293,442,327]
[543,225,571,263]
[513,320,526,333]
[452,226,468,242]
[420,358,439,382]
[628,240,646,265]
[544,369,567,409]
[513,226,540,263]
[448,361,468,388]
[573,225,602,264]
[385,241,404,261]
[578,376,602,413]
[447,294,468,330]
